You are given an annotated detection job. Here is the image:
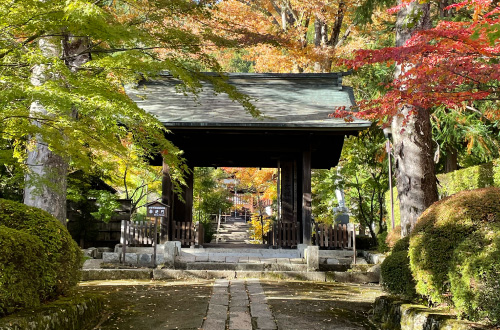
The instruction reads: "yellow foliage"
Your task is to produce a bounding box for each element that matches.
[249,213,272,243]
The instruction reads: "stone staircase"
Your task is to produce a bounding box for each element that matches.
[214,218,252,244]
[177,247,307,271]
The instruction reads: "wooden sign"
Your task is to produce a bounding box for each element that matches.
[145,201,169,217]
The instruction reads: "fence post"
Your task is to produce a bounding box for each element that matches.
[353,224,357,264]
[121,220,127,264]
[153,217,158,267]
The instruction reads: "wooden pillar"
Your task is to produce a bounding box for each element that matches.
[280,160,295,223]
[184,169,194,223]
[302,148,312,245]
[161,161,174,243]
[173,168,194,223]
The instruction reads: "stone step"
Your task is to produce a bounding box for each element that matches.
[180,248,301,258]
[319,257,354,265]
[81,269,381,284]
[183,262,308,272]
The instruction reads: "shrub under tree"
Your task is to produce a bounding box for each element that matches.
[409,187,500,324]
[0,199,83,316]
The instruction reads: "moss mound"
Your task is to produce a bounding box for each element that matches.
[0,199,83,316]
[381,236,416,298]
[409,187,500,324]
[0,226,46,315]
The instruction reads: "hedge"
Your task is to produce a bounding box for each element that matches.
[409,187,500,324]
[0,226,46,315]
[385,160,500,228]
[0,199,83,316]
[380,236,416,298]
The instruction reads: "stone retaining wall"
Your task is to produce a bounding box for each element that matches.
[0,293,104,330]
[372,296,488,330]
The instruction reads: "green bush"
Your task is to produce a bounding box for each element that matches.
[377,231,389,253]
[385,161,500,227]
[409,187,500,324]
[0,199,83,312]
[0,226,46,315]
[437,162,495,197]
[392,236,410,253]
[380,250,417,298]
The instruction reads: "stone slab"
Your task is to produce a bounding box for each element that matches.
[268,263,307,272]
[235,263,265,271]
[253,316,277,330]
[326,271,380,283]
[230,297,249,307]
[195,255,209,262]
[155,253,165,264]
[138,253,152,265]
[209,254,227,262]
[306,246,319,271]
[124,253,138,264]
[207,304,228,318]
[187,262,237,271]
[82,259,104,270]
[229,310,252,330]
[210,294,229,306]
[102,252,120,263]
[226,256,240,263]
[202,319,226,330]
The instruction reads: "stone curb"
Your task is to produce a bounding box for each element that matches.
[81,269,153,281]
[372,296,489,330]
[81,269,380,284]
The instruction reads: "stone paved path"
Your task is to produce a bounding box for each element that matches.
[202,279,277,330]
[80,279,382,329]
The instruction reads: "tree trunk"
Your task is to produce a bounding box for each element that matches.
[393,0,438,237]
[444,146,458,173]
[24,35,89,225]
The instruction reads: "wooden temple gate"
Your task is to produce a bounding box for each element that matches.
[126,72,370,249]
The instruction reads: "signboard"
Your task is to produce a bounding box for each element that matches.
[146,201,169,218]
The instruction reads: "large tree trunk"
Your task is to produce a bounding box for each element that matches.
[24,35,89,225]
[393,1,438,237]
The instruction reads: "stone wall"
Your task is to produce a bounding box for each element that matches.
[372,296,488,330]
[0,293,104,330]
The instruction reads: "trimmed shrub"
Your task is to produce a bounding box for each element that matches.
[409,187,500,324]
[0,199,83,311]
[392,236,410,253]
[380,250,417,298]
[437,162,495,197]
[385,161,500,228]
[0,226,46,315]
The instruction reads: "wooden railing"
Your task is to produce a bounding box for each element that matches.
[121,220,158,247]
[313,223,356,250]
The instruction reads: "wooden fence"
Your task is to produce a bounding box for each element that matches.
[121,220,158,247]
[172,221,197,246]
[313,223,356,249]
[268,221,300,248]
